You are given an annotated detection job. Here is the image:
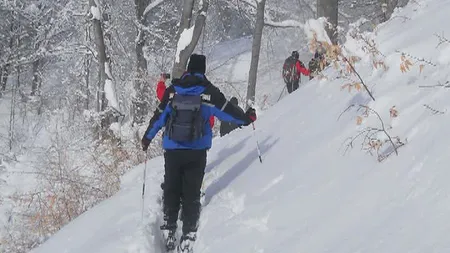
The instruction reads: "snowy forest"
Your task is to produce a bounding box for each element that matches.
[0,0,409,252]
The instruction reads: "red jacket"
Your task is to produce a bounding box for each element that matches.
[156,80,215,128]
[296,61,310,76]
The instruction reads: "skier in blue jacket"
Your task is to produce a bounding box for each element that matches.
[141,54,256,252]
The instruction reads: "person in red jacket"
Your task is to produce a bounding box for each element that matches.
[156,73,215,128]
[282,51,310,93]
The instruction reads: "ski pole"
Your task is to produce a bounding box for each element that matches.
[252,122,263,163]
[141,151,148,222]
[277,86,286,102]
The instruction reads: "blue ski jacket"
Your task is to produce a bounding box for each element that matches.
[143,72,251,150]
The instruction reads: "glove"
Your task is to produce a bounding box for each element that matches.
[244,107,257,125]
[141,137,152,151]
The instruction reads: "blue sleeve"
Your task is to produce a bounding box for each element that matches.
[145,107,170,140]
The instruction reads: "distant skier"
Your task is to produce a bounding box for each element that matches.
[219,96,240,137]
[282,51,310,93]
[308,50,326,80]
[141,54,257,253]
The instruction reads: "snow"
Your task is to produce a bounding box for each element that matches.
[104,62,119,110]
[105,80,119,110]
[264,19,304,28]
[175,26,195,63]
[90,6,101,21]
[29,0,450,253]
[303,17,332,45]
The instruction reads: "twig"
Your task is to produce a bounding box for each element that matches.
[339,104,401,158]
[337,104,355,121]
[359,105,398,155]
[418,81,450,88]
[359,36,386,57]
[378,138,406,162]
[395,50,437,67]
[342,57,376,101]
[434,33,450,48]
[423,104,446,115]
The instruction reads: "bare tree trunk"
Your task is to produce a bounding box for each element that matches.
[317,0,338,45]
[9,66,19,151]
[31,59,41,96]
[84,56,91,110]
[380,0,399,22]
[90,0,107,114]
[177,0,195,41]
[89,0,119,132]
[132,0,151,125]
[245,0,266,109]
[172,0,209,79]
[0,65,10,92]
[84,26,91,111]
[1,24,15,95]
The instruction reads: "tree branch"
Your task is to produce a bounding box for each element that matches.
[418,81,450,88]
[423,104,446,115]
[339,104,405,160]
[143,0,165,17]
[343,57,376,101]
[434,33,450,48]
[395,50,437,67]
[264,19,304,28]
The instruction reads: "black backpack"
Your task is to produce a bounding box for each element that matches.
[165,90,205,142]
[282,56,299,83]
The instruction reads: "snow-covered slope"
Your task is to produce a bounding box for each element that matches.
[30,0,450,252]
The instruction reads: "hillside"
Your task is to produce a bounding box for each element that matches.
[30,0,450,252]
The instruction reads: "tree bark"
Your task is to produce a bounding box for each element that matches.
[176,0,195,41]
[245,0,266,109]
[0,64,10,92]
[89,0,108,114]
[172,0,209,79]
[89,0,119,132]
[81,25,92,111]
[31,59,41,96]
[380,0,399,22]
[317,0,338,45]
[132,0,151,125]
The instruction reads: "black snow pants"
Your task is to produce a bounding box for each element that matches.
[162,149,207,234]
[286,79,300,94]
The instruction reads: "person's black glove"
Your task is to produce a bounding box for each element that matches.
[244,107,257,126]
[141,137,151,151]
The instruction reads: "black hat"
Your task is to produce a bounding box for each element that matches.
[187,54,206,74]
[292,51,299,59]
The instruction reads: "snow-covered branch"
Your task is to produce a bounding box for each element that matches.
[264,19,304,28]
[143,0,165,17]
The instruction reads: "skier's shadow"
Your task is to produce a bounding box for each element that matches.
[203,136,279,206]
[205,135,251,174]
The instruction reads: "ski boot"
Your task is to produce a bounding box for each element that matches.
[177,232,196,253]
[160,224,177,252]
